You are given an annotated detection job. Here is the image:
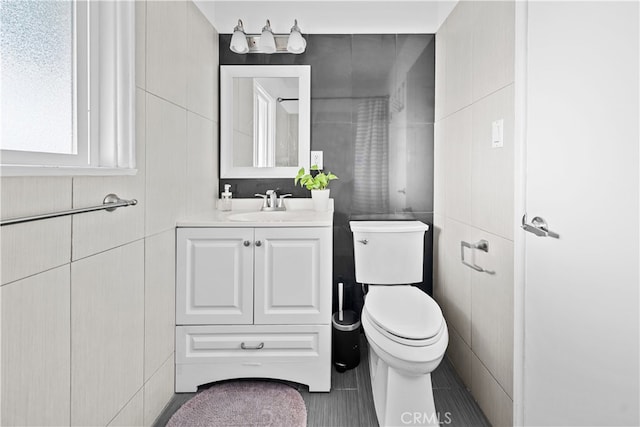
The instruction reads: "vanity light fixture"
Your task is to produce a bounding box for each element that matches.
[230,19,306,54]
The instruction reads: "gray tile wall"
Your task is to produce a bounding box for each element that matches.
[219,34,435,313]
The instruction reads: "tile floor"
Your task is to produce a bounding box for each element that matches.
[154,334,490,426]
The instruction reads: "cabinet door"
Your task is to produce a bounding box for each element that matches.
[176,228,254,325]
[254,227,332,324]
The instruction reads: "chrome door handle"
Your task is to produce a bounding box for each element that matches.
[521,214,560,239]
[241,342,264,350]
[460,240,494,274]
[357,239,368,245]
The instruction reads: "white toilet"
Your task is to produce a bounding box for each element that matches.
[350,221,448,427]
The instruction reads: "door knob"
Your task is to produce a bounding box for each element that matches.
[255,240,262,247]
[243,240,251,247]
[521,214,560,239]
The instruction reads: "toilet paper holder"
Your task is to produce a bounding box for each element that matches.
[460,240,495,274]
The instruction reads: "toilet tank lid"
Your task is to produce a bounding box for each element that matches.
[349,220,429,233]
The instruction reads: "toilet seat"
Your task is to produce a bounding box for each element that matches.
[365,286,445,347]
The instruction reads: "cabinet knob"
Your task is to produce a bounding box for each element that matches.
[243,240,251,247]
[255,240,262,247]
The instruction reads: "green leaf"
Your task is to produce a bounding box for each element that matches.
[294,167,306,186]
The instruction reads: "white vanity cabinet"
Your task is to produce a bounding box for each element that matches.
[175,225,332,392]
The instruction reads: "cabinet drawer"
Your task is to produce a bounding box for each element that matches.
[176,324,330,363]
[175,324,332,392]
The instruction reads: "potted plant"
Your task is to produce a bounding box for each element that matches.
[294,165,338,211]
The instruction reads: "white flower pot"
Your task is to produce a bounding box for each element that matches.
[311,189,330,212]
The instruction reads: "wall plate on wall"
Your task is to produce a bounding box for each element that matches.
[311,151,323,169]
[492,119,504,148]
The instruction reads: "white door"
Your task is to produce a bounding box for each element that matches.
[254,227,332,324]
[518,2,639,425]
[176,228,254,325]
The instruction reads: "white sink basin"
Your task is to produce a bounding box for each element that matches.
[227,210,318,222]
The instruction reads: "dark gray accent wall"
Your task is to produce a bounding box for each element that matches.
[219,34,435,315]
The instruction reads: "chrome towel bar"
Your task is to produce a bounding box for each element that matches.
[0,193,138,227]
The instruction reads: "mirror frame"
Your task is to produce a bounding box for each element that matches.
[220,65,311,178]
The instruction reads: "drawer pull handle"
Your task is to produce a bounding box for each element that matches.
[241,342,264,350]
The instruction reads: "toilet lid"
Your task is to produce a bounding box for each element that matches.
[365,286,443,340]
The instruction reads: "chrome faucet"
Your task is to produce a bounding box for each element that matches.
[255,190,292,211]
[267,189,277,210]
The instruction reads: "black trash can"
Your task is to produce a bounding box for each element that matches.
[332,310,361,372]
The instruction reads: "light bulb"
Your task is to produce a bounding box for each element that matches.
[259,20,276,54]
[230,19,248,54]
[287,19,306,54]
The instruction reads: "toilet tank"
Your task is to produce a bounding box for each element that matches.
[350,221,429,285]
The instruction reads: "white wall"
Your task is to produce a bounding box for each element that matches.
[434,1,515,425]
[0,1,219,425]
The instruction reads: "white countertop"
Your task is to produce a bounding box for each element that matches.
[177,198,334,227]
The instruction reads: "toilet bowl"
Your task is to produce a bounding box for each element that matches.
[362,286,448,427]
[350,221,449,427]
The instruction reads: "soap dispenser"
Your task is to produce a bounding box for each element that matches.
[220,184,232,211]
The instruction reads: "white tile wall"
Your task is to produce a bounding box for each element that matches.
[107,391,144,427]
[441,2,473,118]
[135,0,146,90]
[0,2,219,425]
[471,0,515,103]
[143,354,175,427]
[136,87,148,178]
[435,1,515,424]
[434,23,447,122]
[70,241,145,426]
[442,107,473,225]
[1,266,71,426]
[187,2,216,121]
[441,217,472,344]
[187,112,217,214]
[71,175,145,260]
[470,85,515,240]
[146,0,188,107]
[145,93,188,236]
[470,229,514,398]
[433,121,446,214]
[144,230,176,381]
[471,353,513,427]
[431,214,445,305]
[447,326,473,389]
[1,177,72,284]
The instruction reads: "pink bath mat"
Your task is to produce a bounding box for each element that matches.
[167,380,307,427]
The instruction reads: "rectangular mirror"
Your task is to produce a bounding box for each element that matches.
[220,65,311,178]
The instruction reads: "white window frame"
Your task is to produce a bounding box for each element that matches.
[0,0,136,176]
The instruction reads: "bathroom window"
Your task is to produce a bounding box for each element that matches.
[0,1,135,176]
